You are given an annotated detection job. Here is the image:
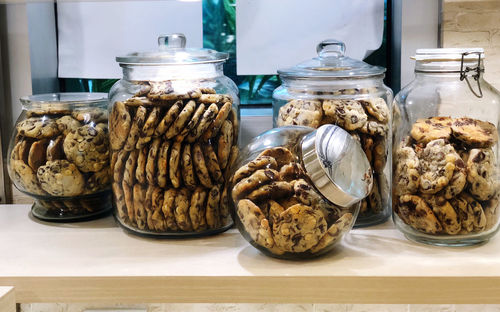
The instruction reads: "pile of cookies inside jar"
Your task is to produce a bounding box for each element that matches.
[393,116,499,236]
[8,93,112,220]
[109,81,239,235]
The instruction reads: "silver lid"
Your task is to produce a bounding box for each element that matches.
[301,124,373,207]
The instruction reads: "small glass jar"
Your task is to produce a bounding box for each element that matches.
[7,93,112,221]
[230,124,373,259]
[109,34,240,237]
[392,48,500,246]
[272,39,393,227]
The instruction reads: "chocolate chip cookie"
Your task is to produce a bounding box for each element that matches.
[451,117,498,148]
[109,101,131,150]
[410,117,453,144]
[17,117,60,139]
[63,124,109,173]
[277,99,323,128]
[467,148,497,201]
[37,160,85,196]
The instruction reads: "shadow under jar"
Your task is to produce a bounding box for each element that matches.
[392,48,500,246]
[109,34,240,237]
[7,93,112,221]
[272,39,393,227]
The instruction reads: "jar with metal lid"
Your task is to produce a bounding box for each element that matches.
[230,124,372,259]
[392,48,500,246]
[272,39,393,227]
[7,93,112,221]
[109,34,239,237]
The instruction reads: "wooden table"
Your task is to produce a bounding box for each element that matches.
[0,205,500,304]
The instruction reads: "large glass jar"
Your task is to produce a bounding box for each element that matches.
[230,124,373,259]
[272,40,393,227]
[7,93,112,221]
[109,34,239,237]
[392,48,500,246]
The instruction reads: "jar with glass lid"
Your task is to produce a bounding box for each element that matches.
[230,124,373,259]
[392,48,500,246]
[272,39,393,227]
[7,92,112,221]
[108,33,240,237]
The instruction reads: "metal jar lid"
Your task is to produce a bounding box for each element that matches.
[301,124,373,207]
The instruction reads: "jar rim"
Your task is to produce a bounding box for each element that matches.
[20,93,108,108]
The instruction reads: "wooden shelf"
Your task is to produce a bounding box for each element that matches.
[1,205,500,304]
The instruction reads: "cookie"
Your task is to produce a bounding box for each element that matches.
[165,100,196,139]
[141,106,162,139]
[206,185,221,229]
[109,101,131,150]
[203,144,223,184]
[461,193,487,232]
[178,103,206,139]
[360,135,374,164]
[174,188,192,231]
[451,117,498,148]
[154,100,183,136]
[396,195,442,234]
[419,139,458,194]
[202,101,231,139]
[449,195,474,234]
[483,194,499,231]
[37,160,85,196]
[46,135,64,161]
[277,99,323,128]
[28,139,49,171]
[112,182,127,221]
[16,117,60,139]
[367,177,382,213]
[394,144,420,196]
[358,98,389,123]
[135,147,148,185]
[217,120,233,170]
[11,159,46,195]
[159,89,201,101]
[162,188,178,231]
[144,185,155,229]
[267,200,285,227]
[441,155,466,199]
[467,148,497,201]
[169,141,183,188]
[146,138,162,185]
[26,105,71,117]
[133,184,147,230]
[372,136,387,173]
[232,168,279,201]
[56,116,80,136]
[124,106,147,151]
[113,149,129,183]
[258,147,294,168]
[181,143,197,189]
[190,187,208,231]
[273,204,327,253]
[150,187,166,232]
[278,162,301,181]
[85,167,111,194]
[293,179,321,206]
[322,99,367,131]
[157,141,170,188]
[192,143,213,188]
[63,124,109,173]
[200,87,216,94]
[124,97,154,107]
[225,146,239,181]
[198,94,223,104]
[247,181,294,203]
[219,185,231,226]
[229,107,239,145]
[424,195,461,235]
[122,181,135,223]
[72,108,108,124]
[410,117,453,144]
[146,81,173,100]
[358,118,388,136]
[123,149,139,186]
[186,103,218,142]
[310,213,354,253]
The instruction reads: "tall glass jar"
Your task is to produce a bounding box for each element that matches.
[7,93,112,221]
[392,48,500,246]
[273,40,393,227]
[109,34,240,237]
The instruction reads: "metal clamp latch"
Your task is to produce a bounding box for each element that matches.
[460,51,484,98]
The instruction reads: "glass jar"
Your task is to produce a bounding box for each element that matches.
[7,93,112,221]
[272,39,393,227]
[392,48,500,246]
[230,124,373,259]
[109,34,239,237]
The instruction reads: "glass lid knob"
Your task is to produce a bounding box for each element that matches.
[316,39,346,59]
[158,33,186,50]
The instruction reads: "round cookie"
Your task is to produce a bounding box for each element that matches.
[198,94,223,104]
[293,179,321,206]
[157,141,170,188]
[322,99,367,131]
[135,147,148,185]
[217,120,233,170]
[460,193,487,232]
[28,139,49,171]
[56,115,81,136]
[232,168,279,201]
[85,167,111,194]
[202,101,231,139]
[181,144,197,189]
[109,101,131,150]
[258,147,294,168]
[418,139,458,194]
[233,156,278,185]
[133,184,147,230]
[122,181,134,224]
[206,185,221,229]
[410,117,453,144]
[46,135,64,161]
[277,99,323,128]
[146,81,173,100]
[11,159,46,195]
[358,118,389,136]
[63,124,109,173]
[37,160,85,196]
[451,117,498,148]
[123,106,147,151]
[178,103,206,139]
[441,155,467,199]
[112,182,127,221]
[229,107,239,145]
[358,98,389,123]
[247,181,294,203]
[310,213,353,253]
[174,188,192,231]
[124,96,154,107]
[192,143,213,188]
[466,148,497,201]
[165,100,196,139]
[141,106,162,139]
[278,162,301,181]
[449,195,474,234]
[123,149,139,186]
[203,144,223,184]
[146,138,162,185]
[150,187,166,232]
[424,195,461,235]
[154,100,184,136]
[273,204,327,253]
[394,142,420,196]
[186,103,218,142]
[113,149,129,183]
[189,187,208,232]
[169,141,183,188]
[72,108,108,124]
[396,194,443,234]
[162,188,179,231]
[16,117,60,139]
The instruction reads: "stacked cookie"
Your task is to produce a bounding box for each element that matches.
[110,81,238,233]
[394,116,499,235]
[276,95,390,218]
[232,146,353,257]
[10,107,111,214]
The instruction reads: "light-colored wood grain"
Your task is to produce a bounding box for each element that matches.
[0,287,15,312]
[1,205,500,304]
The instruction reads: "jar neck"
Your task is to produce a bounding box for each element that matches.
[121,63,224,81]
[281,75,385,90]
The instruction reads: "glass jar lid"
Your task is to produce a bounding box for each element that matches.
[301,124,373,207]
[116,33,229,66]
[278,39,386,80]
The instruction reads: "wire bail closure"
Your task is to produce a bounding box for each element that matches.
[460,51,483,98]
